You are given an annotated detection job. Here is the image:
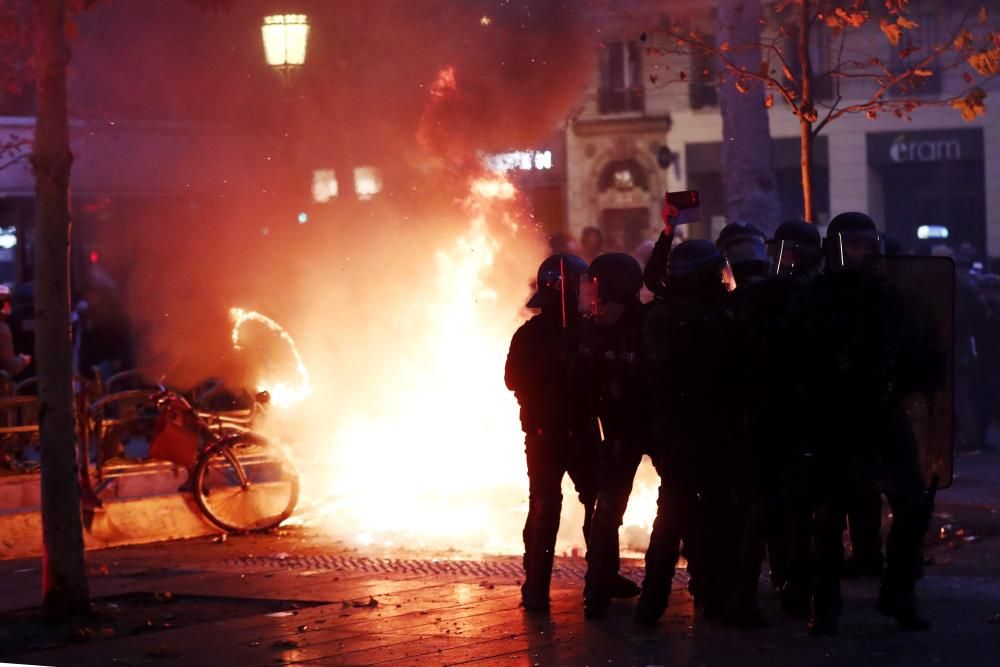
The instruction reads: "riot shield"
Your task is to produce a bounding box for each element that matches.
[864,255,955,489]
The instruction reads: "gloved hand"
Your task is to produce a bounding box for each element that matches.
[661,193,678,236]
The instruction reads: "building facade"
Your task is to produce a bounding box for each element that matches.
[565,0,1000,259]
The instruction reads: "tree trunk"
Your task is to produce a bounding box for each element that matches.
[32,0,90,619]
[799,0,815,222]
[716,0,782,236]
[800,117,814,222]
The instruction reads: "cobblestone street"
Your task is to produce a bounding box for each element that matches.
[2,511,1000,666]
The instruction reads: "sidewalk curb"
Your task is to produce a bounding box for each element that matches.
[0,492,218,559]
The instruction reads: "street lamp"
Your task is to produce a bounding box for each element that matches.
[261,14,310,79]
[261,14,310,217]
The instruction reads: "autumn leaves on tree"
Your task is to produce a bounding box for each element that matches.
[643,0,1000,221]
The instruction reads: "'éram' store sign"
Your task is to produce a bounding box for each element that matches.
[867,128,983,166]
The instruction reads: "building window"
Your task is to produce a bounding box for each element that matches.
[689,38,719,109]
[783,25,833,100]
[890,11,942,97]
[312,169,338,203]
[598,41,644,114]
[353,166,382,201]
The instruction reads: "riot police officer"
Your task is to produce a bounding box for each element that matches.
[748,220,824,616]
[505,253,596,611]
[717,221,769,287]
[716,221,822,628]
[578,253,648,619]
[637,240,738,626]
[800,212,935,635]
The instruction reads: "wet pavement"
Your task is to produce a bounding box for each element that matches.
[1,451,999,666]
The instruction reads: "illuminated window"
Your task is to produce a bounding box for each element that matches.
[312,169,338,203]
[354,166,382,201]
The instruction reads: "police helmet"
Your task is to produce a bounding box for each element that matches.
[824,211,883,271]
[717,221,767,263]
[587,253,642,305]
[669,240,735,293]
[767,219,822,278]
[526,253,588,309]
[668,239,723,278]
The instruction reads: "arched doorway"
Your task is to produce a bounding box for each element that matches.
[596,159,651,252]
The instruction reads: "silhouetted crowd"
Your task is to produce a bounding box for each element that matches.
[506,205,952,636]
[949,244,1000,453]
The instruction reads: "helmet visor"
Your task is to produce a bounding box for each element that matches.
[579,275,630,323]
[831,230,883,270]
[578,276,597,315]
[528,259,584,310]
[720,236,767,265]
[767,239,820,278]
[721,257,737,292]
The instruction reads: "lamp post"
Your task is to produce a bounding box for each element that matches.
[261,14,310,219]
[261,14,310,83]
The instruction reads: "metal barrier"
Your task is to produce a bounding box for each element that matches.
[0,395,40,473]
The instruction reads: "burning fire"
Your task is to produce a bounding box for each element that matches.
[253,173,661,555]
[231,64,661,555]
[229,307,313,408]
[470,177,516,201]
[290,173,533,551]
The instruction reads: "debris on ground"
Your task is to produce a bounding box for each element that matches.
[939,523,978,548]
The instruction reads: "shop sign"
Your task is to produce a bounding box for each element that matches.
[867,128,982,166]
[484,150,553,173]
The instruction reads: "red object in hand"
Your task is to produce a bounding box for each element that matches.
[661,194,678,236]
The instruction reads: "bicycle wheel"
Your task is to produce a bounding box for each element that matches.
[192,434,299,533]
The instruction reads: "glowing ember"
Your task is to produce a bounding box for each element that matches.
[229,307,313,408]
[429,65,457,99]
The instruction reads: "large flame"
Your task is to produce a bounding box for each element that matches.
[229,307,313,408]
[249,173,661,555]
[289,173,533,551]
[232,64,662,555]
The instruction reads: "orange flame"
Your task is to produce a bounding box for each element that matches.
[257,174,661,554]
[229,307,313,408]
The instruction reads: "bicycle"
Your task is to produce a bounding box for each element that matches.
[148,387,300,533]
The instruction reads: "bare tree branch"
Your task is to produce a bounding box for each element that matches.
[0,152,30,172]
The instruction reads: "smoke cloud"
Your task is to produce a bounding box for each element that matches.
[66,0,633,552]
